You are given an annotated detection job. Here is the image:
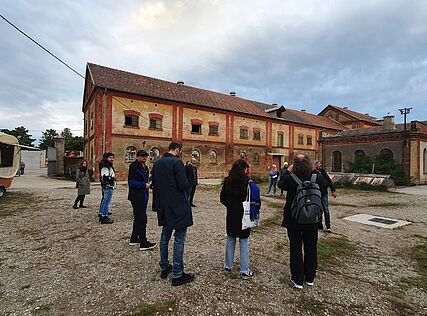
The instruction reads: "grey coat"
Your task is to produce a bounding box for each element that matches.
[76,169,91,195]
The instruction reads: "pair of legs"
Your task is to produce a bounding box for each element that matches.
[99,188,113,217]
[130,201,148,243]
[287,228,318,286]
[321,195,331,229]
[266,179,277,195]
[188,184,197,206]
[73,195,85,207]
[224,235,250,274]
[159,226,187,278]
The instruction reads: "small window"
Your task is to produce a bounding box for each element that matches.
[298,135,304,145]
[307,136,312,145]
[209,125,219,136]
[354,150,366,162]
[253,152,260,164]
[191,124,202,134]
[192,149,201,162]
[150,147,160,162]
[125,146,137,162]
[277,133,284,147]
[240,151,247,160]
[209,150,217,164]
[149,118,162,129]
[379,148,393,161]
[240,129,248,139]
[253,130,261,140]
[90,113,94,130]
[125,115,139,127]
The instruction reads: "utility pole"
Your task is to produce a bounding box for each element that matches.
[398,107,412,133]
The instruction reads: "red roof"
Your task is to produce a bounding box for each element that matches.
[319,104,381,125]
[87,63,345,131]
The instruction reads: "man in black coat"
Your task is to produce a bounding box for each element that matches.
[128,150,156,250]
[185,157,198,207]
[151,142,194,286]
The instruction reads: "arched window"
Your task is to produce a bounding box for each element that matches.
[240,151,247,160]
[209,150,217,164]
[332,151,342,172]
[379,148,394,161]
[125,146,136,162]
[253,152,260,164]
[354,150,366,162]
[423,149,427,174]
[149,147,160,162]
[192,149,201,162]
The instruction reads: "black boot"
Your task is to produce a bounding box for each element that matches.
[73,204,78,209]
[99,217,114,224]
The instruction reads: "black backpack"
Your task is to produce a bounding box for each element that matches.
[290,173,323,224]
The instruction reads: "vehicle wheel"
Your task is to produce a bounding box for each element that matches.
[0,187,5,198]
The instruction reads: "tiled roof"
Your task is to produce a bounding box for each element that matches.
[320,104,381,125]
[87,63,344,131]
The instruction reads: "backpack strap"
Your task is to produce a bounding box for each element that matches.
[290,173,302,185]
[310,173,317,183]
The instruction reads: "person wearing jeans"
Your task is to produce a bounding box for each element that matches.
[152,142,194,286]
[266,164,279,196]
[224,236,250,275]
[98,152,116,224]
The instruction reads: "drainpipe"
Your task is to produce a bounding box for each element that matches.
[102,88,107,153]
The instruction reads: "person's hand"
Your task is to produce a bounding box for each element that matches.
[146,183,151,189]
[332,191,337,198]
[288,165,294,172]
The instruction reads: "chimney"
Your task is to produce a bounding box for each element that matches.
[343,106,348,109]
[272,103,278,106]
[364,113,369,116]
[229,91,236,97]
[301,109,306,112]
[382,115,395,130]
[177,81,184,85]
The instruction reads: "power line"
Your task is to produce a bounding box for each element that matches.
[1,13,172,131]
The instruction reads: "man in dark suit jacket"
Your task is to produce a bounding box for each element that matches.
[128,150,156,250]
[185,157,198,207]
[152,142,195,286]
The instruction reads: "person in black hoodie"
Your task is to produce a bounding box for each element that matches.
[313,160,337,232]
[127,150,156,250]
[98,152,116,224]
[278,154,327,289]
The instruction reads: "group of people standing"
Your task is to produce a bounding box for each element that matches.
[72,143,336,289]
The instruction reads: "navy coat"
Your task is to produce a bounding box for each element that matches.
[127,160,149,204]
[151,153,192,229]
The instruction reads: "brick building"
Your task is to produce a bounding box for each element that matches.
[82,63,344,180]
[318,106,427,184]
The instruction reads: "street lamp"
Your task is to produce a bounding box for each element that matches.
[398,107,412,133]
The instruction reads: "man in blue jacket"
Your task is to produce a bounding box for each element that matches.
[152,142,194,286]
[128,150,156,250]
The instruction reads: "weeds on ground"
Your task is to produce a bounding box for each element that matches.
[297,295,326,315]
[33,303,53,315]
[0,192,39,217]
[265,201,284,209]
[400,239,427,290]
[262,212,282,228]
[388,295,416,316]
[125,299,177,316]
[317,237,357,267]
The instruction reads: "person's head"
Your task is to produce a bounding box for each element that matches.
[229,159,249,178]
[191,157,197,165]
[314,160,322,170]
[168,142,182,157]
[103,152,114,163]
[292,154,312,176]
[136,150,149,163]
[81,160,88,167]
[284,161,289,168]
[271,164,277,170]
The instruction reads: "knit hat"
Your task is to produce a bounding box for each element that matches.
[136,150,149,157]
[103,152,114,159]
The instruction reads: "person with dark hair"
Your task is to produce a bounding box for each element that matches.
[73,160,91,209]
[278,154,327,289]
[220,159,254,279]
[151,142,195,286]
[98,152,116,224]
[128,150,156,250]
[313,160,337,232]
[185,157,198,207]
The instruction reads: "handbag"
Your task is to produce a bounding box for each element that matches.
[242,184,259,230]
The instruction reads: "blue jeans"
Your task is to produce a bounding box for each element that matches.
[99,188,113,217]
[322,195,331,228]
[224,235,250,274]
[267,178,277,195]
[159,226,187,278]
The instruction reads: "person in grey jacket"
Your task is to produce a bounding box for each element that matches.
[73,160,91,209]
[151,142,194,286]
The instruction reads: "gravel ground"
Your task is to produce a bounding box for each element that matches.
[0,170,426,316]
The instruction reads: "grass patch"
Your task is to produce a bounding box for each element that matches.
[125,299,177,316]
[298,295,326,314]
[366,202,404,208]
[388,295,415,316]
[317,237,357,267]
[262,212,282,227]
[265,201,284,209]
[400,241,427,290]
[33,303,53,315]
[0,192,43,217]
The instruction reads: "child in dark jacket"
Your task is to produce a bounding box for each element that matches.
[249,181,261,223]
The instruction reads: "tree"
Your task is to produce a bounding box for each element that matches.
[39,129,58,150]
[61,128,73,143]
[66,136,84,151]
[1,126,35,146]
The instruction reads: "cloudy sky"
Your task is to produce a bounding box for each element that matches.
[1,0,426,143]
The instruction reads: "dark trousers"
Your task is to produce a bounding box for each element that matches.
[130,201,148,243]
[188,184,197,205]
[74,195,85,206]
[287,227,318,285]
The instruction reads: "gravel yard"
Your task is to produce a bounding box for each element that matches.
[0,169,426,316]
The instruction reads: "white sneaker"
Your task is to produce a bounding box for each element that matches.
[241,270,254,279]
[290,279,303,289]
[305,281,314,286]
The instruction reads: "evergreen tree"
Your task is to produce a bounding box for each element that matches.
[39,129,58,150]
[1,126,35,146]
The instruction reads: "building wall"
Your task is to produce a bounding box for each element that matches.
[232,116,267,145]
[419,141,427,184]
[182,108,227,143]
